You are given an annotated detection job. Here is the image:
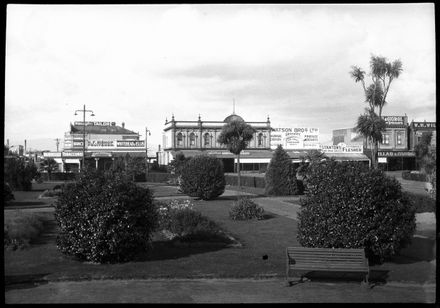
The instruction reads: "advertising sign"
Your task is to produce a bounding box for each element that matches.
[72,139,145,149]
[413,122,436,129]
[382,116,405,126]
[74,121,116,126]
[270,127,319,149]
[319,143,363,153]
[378,151,415,157]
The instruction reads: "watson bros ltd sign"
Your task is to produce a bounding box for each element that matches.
[270,127,319,150]
[378,151,415,157]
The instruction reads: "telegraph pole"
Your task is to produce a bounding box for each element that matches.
[54,138,60,152]
[145,127,151,181]
[74,105,95,172]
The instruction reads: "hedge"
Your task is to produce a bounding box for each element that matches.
[402,171,428,182]
[224,174,266,188]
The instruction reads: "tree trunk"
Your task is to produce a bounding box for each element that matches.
[237,153,241,188]
[372,140,379,169]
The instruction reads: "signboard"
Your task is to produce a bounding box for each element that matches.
[378,151,415,157]
[270,127,319,149]
[378,157,387,163]
[74,121,116,126]
[413,122,436,129]
[72,140,145,149]
[43,152,62,158]
[319,143,363,154]
[62,152,83,157]
[382,116,405,126]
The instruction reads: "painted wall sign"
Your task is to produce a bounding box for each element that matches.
[382,116,405,126]
[319,143,363,153]
[72,140,145,149]
[413,122,436,129]
[271,127,319,149]
[74,121,116,126]
[378,151,415,157]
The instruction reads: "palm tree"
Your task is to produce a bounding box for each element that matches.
[218,120,255,189]
[356,111,386,169]
[40,158,59,181]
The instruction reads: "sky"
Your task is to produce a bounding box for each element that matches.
[4,3,436,152]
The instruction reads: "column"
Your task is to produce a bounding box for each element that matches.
[95,158,99,170]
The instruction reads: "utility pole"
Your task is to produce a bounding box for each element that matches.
[75,105,95,172]
[145,127,151,181]
[54,138,60,152]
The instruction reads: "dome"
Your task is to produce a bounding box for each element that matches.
[223,114,245,123]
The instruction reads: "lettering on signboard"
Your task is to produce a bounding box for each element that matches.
[382,116,405,126]
[413,122,436,129]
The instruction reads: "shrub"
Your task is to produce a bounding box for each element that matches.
[297,160,416,264]
[4,211,47,250]
[4,182,15,204]
[54,170,158,263]
[229,196,264,220]
[405,191,436,213]
[4,157,38,191]
[265,145,303,195]
[157,200,224,242]
[402,171,428,182]
[180,155,225,200]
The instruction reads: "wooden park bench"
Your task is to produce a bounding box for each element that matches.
[286,246,369,286]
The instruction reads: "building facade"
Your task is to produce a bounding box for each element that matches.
[44,121,150,172]
[160,113,273,172]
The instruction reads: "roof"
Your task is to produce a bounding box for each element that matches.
[70,123,138,135]
[223,113,245,123]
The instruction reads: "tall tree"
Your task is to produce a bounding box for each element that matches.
[40,158,59,181]
[218,120,255,188]
[350,55,403,168]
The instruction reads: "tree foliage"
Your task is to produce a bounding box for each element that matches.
[297,160,416,264]
[4,157,39,191]
[55,169,158,263]
[179,155,225,200]
[265,145,302,195]
[217,120,255,188]
[350,55,403,169]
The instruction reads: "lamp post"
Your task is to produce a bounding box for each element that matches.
[145,127,151,181]
[75,105,95,172]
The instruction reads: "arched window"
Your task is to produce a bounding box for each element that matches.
[258,133,263,146]
[190,133,196,146]
[204,133,210,146]
[177,133,183,146]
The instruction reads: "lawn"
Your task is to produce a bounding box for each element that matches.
[4,182,436,286]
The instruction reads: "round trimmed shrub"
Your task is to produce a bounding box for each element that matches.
[229,196,264,220]
[54,170,158,263]
[180,155,225,200]
[297,160,416,264]
[265,145,303,195]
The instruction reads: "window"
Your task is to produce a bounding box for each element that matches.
[258,133,263,146]
[204,133,210,146]
[177,133,183,146]
[190,133,195,146]
[382,134,390,145]
[397,133,403,145]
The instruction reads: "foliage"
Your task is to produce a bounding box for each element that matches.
[414,132,435,175]
[54,169,158,263]
[404,191,436,213]
[265,145,303,195]
[224,174,266,188]
[229,196,264,220]
[179,155,225,200]
[350,55,403,169]
[297,160,416,264]
[168,152,190,185]
[4,157,39,191]
[4,182,15,204]
[297,149,329,181]
[157,200,225,242]
[39,158,59,179]
[218,120,256,187]
[401,171,428,182]
[4,210,48,250]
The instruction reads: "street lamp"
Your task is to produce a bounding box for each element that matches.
[75,105,95,172]
[145,127,151,181]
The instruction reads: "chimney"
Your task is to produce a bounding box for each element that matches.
[122,122,125,128]
[25,139,27,153]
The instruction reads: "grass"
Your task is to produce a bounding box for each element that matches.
[4,210,52,250]
[4,182,436,286]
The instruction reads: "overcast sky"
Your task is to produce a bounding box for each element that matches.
[4,3,436,152]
